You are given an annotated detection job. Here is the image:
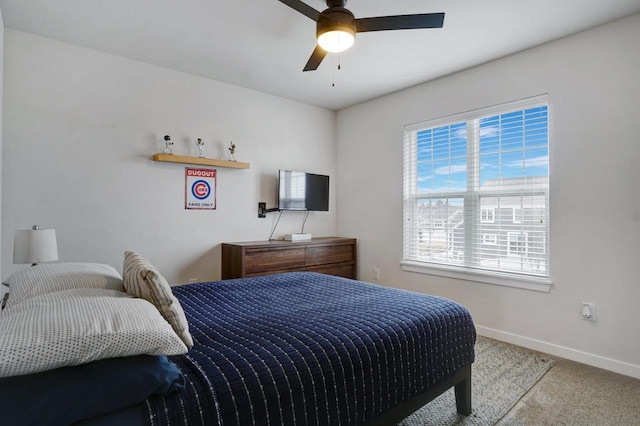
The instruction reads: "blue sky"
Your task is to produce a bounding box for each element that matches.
[416,106,548,193]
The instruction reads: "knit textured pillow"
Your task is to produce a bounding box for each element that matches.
[123,251,193,348]
[0,288,187,378]
[5,263,124,308]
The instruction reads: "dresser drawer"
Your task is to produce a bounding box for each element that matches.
[244,247,306,274]
[305,243,354,267]
[306,263,355,279]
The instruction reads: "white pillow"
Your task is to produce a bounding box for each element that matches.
[0,288,187,378]
[5,263,124,308]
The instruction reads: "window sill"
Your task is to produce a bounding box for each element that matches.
[400,261,552,293]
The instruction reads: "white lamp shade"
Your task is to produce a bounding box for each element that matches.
[13,228,59,264]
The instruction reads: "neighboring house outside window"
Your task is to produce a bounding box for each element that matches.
[402,95,550,290]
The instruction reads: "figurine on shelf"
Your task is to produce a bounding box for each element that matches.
[228,141,237,162]
[196,138,205,158]
[163,135,173,155]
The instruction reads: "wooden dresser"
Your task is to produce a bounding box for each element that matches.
[221,237,356,279]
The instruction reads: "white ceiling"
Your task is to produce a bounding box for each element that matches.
[1,0,639,110]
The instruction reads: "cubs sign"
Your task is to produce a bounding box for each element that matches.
[185,168,216,210]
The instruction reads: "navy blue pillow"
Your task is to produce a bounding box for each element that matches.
[0,355,185,426]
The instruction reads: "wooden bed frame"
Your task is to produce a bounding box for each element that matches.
[367,363,472,425]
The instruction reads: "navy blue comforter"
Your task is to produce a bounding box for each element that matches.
[145,272,476,425]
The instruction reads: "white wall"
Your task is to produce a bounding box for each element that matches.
[1,30,337,284]
[336,14,640,378]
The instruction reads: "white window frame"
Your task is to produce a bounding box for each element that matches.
[507,231,528,256]
[401,95,551,292]
[483,234,497,245]
[512,207,522,224]
[481,208,495,223]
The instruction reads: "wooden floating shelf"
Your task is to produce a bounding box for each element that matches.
[152,153,250,169]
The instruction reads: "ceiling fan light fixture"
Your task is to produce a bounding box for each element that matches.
[318,28,355,53]
[316,12,356,53]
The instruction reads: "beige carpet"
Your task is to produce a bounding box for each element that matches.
[400,336,556,425]
[498,357,640,425]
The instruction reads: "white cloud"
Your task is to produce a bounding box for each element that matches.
[454,128,467,139]
[480,126,499,138]
[435,164,467,175]
[453,125,498,140]
[506,155,548,169]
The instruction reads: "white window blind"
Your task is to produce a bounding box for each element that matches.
[403,95,550,282]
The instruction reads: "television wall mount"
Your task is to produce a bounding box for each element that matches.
[258,202,279,218]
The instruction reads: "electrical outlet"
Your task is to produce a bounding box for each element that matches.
[581,302,596,322]
[373,267,380,281]
[189,278,198,284]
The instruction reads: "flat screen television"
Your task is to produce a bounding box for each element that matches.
[278,170,329,211]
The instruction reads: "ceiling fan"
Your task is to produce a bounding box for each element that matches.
[278,0,445,71]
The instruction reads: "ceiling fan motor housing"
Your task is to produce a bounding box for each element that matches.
[326,0,348,7]
[317,8,357,49]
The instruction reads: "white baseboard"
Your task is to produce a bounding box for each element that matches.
[476,325,640,380]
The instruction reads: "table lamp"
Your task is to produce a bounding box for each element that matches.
[13,225,59,266]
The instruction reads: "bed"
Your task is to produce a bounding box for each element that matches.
[0,256,476,425]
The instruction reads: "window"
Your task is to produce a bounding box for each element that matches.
[402,95,550,287]
[481,208,495,223]
[508,232,528,255]
[513,208,522,224]
[483,234,497,245]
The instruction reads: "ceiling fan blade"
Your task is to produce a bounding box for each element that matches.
[303,45,328,72]
[354,12,445,32]
[278,0,321,21]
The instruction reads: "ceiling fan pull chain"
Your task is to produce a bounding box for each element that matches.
[332,55,341,87]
